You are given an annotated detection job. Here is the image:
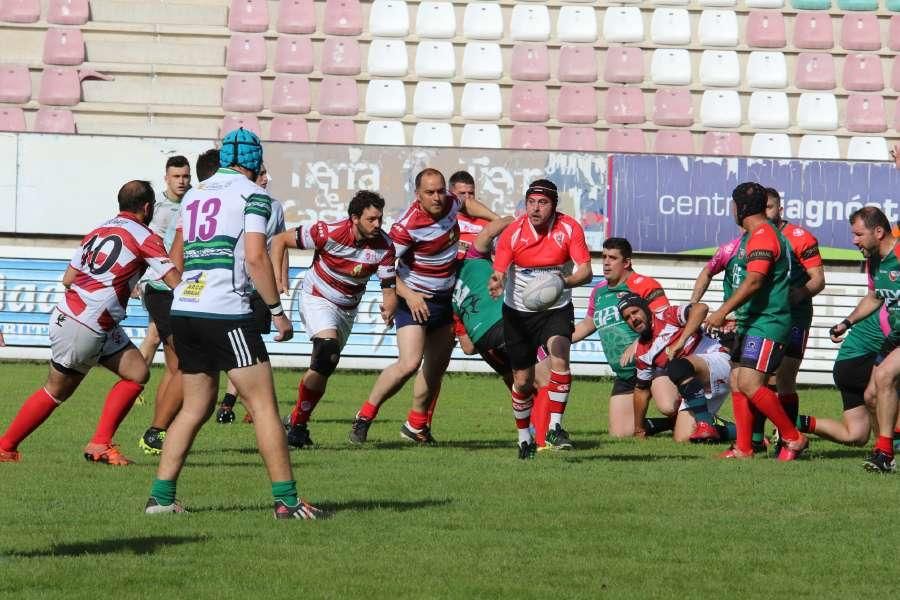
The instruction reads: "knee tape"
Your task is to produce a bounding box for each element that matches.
[666,357,696,387]
[310,338,341,376]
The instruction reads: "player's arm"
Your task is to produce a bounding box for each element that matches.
[396,276,430,323]
[453,314,476,355]
[790,264,825,304]
[563,262,592,289]
[706,234,774,328]
[488,224,515,299]
[246,195,292,342]
[690,266,715,303]
[270,229,298,292]
[563,222,593,289]
[62,266,78,289]
[170,228,184,272]
[668,303,708,358]
[572,313,597,343]
[462,196,499,222]
[830,290,883,342]
[473,216,513,254]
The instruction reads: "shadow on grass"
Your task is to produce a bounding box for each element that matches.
[190,497,452,514]
[6,535,204,558]
[811,448,869,459]
[563,453,702,463]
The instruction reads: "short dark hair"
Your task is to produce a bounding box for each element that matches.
[765,187,781,203]
[165,155,189,171]
[195,148,219,182]
[118,180,154,213]
[348,190,385,218]
[449,171,474,187]
[603,237,633,259]
[850,206,891,232]
[414,168,445,190]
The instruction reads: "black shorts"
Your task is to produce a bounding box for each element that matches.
[473,321,511,376]
[611,376,637,396]
[144,287,174,342]
[249,291,272,335]
[171,315,269,374]
[875,333,900,365]
[732,333,785,375]
[833,353,876,411]
[502,303,574,370]
[784,324,810,360]
[395,291,454,331]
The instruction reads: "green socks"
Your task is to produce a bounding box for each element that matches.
[150,479,177,506]
[272,480,299,506]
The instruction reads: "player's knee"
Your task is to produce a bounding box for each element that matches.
[667,358,696,387]
[873,365,897,391]
[127,364,151,386]
[310,338,342,377]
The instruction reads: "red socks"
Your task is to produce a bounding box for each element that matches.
[406,409,428,431]
[547,370,572,421]
[875,435,894,455]
[731,391,754,454]
[749,386,801,442]
[90,379,144,445]
[425,383,442,427]
[358,401,380,421]
[290,382,324,427]
[511,388,534,430]
[0,387,60,451]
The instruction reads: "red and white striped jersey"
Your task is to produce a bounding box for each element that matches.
[390,195,461,294]
[634,305,724,383]
[297,218,396,308]
[61,212,175,332]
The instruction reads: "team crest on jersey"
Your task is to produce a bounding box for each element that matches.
[352,264,363,277]
[553,232,565,247]
[890,271,900,282]
[792,228,804,237]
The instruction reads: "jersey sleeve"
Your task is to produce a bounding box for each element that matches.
[631,275,669,312]
[745,226,780,276]
[492,222,516,273]
[706,243,730,275]
[267,199,286,238]
[377,241,397,281]
[244,193,272,235]
[140,232,176,279]
[635,357,653,387]
[296,221,327,250]
[792,228,823,270]
[567,221,591,264]
[674,304,691,327]
[452,312,467,338]
[389,222,414,258]
[586,283,602,320]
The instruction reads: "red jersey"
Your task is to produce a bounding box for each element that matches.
[62,212,174,332]
[457,213,489,260]
[297,218,396,309]
[781,222,822,272]
[390,194,461,294]
[634,305,725,384]
[493,212,590,312]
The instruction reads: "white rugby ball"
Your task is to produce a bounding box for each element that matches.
[522,274,564,310]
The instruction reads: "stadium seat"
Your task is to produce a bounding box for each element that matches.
[746,0,784,8]
[323,0,363,36]
[317,118,357,143]
[277,0,315,34]
[748,91,789,128]
[462,43,503,80]
[794,13,834,49]
[847,136,889,160]
[229,0,268,33]
[415,1,455,39]
[268,117,309,142]
[651,9,691,45]
[699,51,740,87]
[558,45,597,83]
[364,120,405,145]
[797,93,838,130]
[557,127,598,151]
[556,6,598,43]
[461,83,502,120]
[605,128,646,153]
[0,65,31,103]
[841,14,881,51]
[48,0,89,25]
[463,3,503,40]
[653,0,689,6]
[34,107,75,133]
[746,52,787,88]
[838,0,878,9]
[511,4,550,42]
[603,8,644,43]
[43,28,85,66]
[321,37,361,75]
[220,114,260,136]
[415,41,455,78]
[367,39,408,77]
[604,87,645,125]
[702,131,742,155]
[650,49,691,85]
[846,94,887,133]
[270,75,311,114]
[413,81,454,118]
[275,36,314,74]
[699,90,741,127]
[0,107,26,132]
[746,11,786,48]
[38,68,80,105]
[511,44,550,81]
[794,53,836,90]
[791,0,831,8]
[0,0,40,23]
[318,76,359,116]
[226,35,266,72]
[604,47,644,84]
[652,88,693,126]
[889,0,900,10]
[890,16,900,51]
[222,73,263,112]
[460,124,501,148]
[698,11,738,47]
[365,80,406,117]
[699,0,736,6]
[509,125,550,149]
[653,130,694,154]
[892,57,900,91]
[557,85,598,123]
[843,54,884,92]
[412,122,453,146]
[509,84,550,122]
[797,135,840,159]
[750,133,791,157]
[369,0,409,37]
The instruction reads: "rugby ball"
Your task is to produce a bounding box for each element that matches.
[522,274,564,310]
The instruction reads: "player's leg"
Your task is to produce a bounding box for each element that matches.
[541,333,574,450]
[216,378,239,424]
[139,320,161,365]
[286,330,341,448]
[646,376,679,436]
[402,323,454,443]
[608,388,636,438]
[798,355,872,446]
[669,355,717,443]
[774,325,807,424]
[512,364,537,459]
[139,338,183,455]
[863,345,900,472]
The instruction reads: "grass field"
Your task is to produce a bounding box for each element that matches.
[0,361,898,599]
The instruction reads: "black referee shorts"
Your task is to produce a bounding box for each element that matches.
[502,303,574,370]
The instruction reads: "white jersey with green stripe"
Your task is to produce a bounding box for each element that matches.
[171,168,271,319]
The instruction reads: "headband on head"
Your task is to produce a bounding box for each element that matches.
[526,180,558,203]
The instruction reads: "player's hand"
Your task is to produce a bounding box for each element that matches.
[666,341,684,360]
[273,313,294,342]
[619,340,637,367]
[488,273,504,299]
[380,295,397,327]
[406,291,432,323]
[829,319,851,343]
[704,309,727,330]
[130,284,142,299]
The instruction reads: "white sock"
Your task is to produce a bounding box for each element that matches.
[517,428,532,445]
[549,412,563,429]
[404,421,422,433]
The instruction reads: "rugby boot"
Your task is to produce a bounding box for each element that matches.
[0,448,21,462]
[144,497,187,514]
[84,442,133,466]
[138,427,165,456]
[274,499,328,520]
[348,416,372,445]
[399,423,436,445]
[776,433,808,462]
[215,404,236,424]
[287,422,314,449]
[518,441,537,460]
[541,424,574,451]
[863,449,897,474]
[689,421,721,444]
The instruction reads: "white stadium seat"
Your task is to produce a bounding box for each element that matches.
[413,81,454,118]
[748,91,790,129]
[415,1,455,38]
[797,93,838,130]
[368,0,409,37]
[603,7,644,43]
[413,122,454,146]
[698,10,738,47]
[461,123,502,148]
[651,49,691,85]
[510,4,550,42]
[700,89,741,127]
[746,51,787,89]
[364,120,406,145]
[367,39,408,77]
[750,133,792,157]
[461,83,502,120]
[462,43,503,80]
[415,41,455,78]
[556,6,598,43]
[463,3,503,40]
[364,79,406,117]
[651,9,691,45]
[847,136,890,160]
[798,135,840,159]
[699,50,740,87]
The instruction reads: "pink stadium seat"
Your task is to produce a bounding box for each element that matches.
[892,57,900,91]
[323,0,363,36]
[843,54,884,92]
[318,76,358,115]
[277,0,315,34]
[605,128,645,153]
[746,11,786,48]
[509,125,550,149]
[654,130,694,155]
[0,0,40,23]
[557,85,597,123]
[38,68,80,105]
[269,116,310,142]
[43,28,85,66]
[34,107,75,133]
[652,89,693,126]
[604,47,644,84]
[229,0,269,33]
[222,73,263,112]
[841,14,880,52]
[793,13,834,50]
[509,84,549,122]
[558,45,597,83]
[846,94,886,133]
[317,118,357,143]
[274,36,313,73]
[321,37,361,76]
[604,87,645,125]
[47,0,89,25]
[702,131,742,156]
[0,107,26,132]
[890,16,900,52]
[226,35,267,72]
[0,65,32,103]
[557,127,598,151]
[220,115,261,136]
[794,53,836,90]
[270,75,311,113]
[510,44,550,81]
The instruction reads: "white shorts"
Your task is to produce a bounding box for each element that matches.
[298,294,356,347]
[48,308,131,375]
[678,350,732,416]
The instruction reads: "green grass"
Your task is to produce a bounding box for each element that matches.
[681,246,861,261]
[0,361,898,599]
